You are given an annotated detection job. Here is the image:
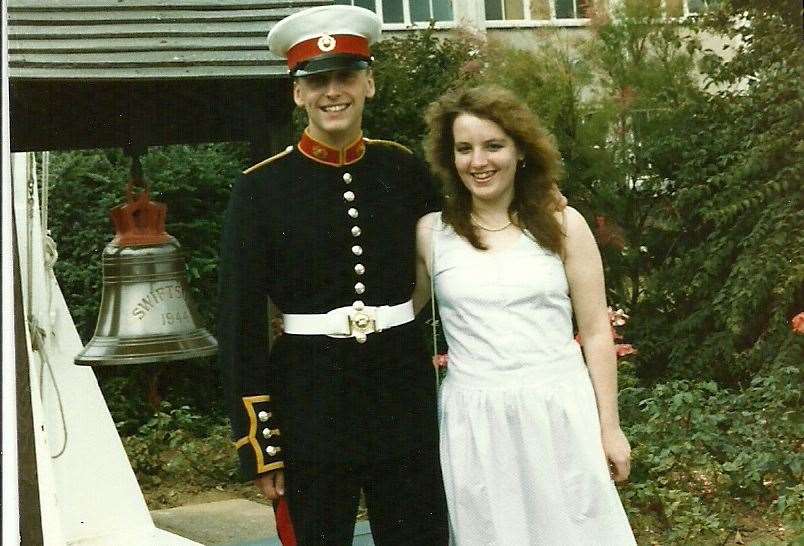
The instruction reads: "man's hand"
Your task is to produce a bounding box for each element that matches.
[255,469,285,500]
[432,354,449,370]
[270,316,285,338]
[551,183,568,211]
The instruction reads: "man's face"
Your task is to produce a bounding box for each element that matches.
[293,68,376,143]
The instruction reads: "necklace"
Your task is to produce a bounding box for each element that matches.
[471,213,513,232]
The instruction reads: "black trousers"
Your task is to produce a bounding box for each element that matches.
[283,451,449,546]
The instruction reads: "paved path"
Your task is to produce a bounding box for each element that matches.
[151,499,374,546]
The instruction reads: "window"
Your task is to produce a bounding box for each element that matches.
[334,0,454,27]
[686,0,720,14]
[484,0,593,24]
[664,0,721,17]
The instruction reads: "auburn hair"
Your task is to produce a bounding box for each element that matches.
[424,85,564,253]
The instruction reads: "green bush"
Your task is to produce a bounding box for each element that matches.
[363,25,478,153]
[630,1,803,383]
[620,364,802,543]
[122,402,238,486]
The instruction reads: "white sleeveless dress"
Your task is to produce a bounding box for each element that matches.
[432,214,636,546]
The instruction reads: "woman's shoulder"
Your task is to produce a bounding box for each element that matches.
[416,211,446,253]
[417,211,442,231]
[552,205,588,235]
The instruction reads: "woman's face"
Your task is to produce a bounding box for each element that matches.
[452,113,522,207]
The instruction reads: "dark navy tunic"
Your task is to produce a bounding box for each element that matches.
[218,134,440,480]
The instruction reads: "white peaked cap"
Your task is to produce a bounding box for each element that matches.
[268,5,381,73]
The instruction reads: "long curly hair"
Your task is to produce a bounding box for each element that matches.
[424,85,564,253]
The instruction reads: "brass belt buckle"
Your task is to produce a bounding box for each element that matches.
[348,311,376,344]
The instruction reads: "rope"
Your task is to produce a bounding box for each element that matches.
[30,317,68,459]
[41,152,57,268]
[41,152,58,328]
[26,152,68,459]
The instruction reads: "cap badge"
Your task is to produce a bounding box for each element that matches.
[317,34,336,52]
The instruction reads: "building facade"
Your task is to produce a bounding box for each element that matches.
[333,0,721,32]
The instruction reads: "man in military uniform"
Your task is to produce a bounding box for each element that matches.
[218,5,448,545]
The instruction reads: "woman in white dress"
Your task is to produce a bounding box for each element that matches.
[412,85,637,545]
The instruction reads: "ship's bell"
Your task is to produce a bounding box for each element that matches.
[75,181,217,366]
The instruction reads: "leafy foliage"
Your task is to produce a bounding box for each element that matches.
[630,1,803,383]
[122,402,238,486]
[363,26,478,154]
[620,363,802,543]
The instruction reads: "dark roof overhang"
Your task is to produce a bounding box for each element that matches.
[8,0,330,151]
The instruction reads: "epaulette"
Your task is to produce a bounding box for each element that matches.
[242,145,294,175]
[363,138,413,155]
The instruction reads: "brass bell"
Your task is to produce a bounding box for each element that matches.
[75,179,217,366]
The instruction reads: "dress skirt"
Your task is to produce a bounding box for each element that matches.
[438,352,636,546]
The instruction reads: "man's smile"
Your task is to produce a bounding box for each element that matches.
[320,103,350,113]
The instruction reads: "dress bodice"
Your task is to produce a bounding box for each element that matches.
[432,213,583,387]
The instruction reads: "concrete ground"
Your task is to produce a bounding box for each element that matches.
[151,499,374,546]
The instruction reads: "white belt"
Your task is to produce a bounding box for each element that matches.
[283,300,414,343]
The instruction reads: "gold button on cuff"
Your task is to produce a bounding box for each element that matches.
[258,411,270,422]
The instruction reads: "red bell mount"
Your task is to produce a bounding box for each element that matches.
[110,150,172,247]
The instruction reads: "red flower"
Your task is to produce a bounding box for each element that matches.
[576,307,637,358]
[792,312,804,334]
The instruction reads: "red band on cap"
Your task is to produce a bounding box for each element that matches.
[287,34,370,71]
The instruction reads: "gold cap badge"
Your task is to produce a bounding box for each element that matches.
[317,34,336,52]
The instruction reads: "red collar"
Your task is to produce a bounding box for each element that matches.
[297,131,366,166]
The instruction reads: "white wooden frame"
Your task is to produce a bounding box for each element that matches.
[377,0,455,29]
[338,0,457,29]
[662,0,720,17]
[474,0,591,29]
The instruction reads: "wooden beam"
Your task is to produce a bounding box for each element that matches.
[12,212,44,546]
